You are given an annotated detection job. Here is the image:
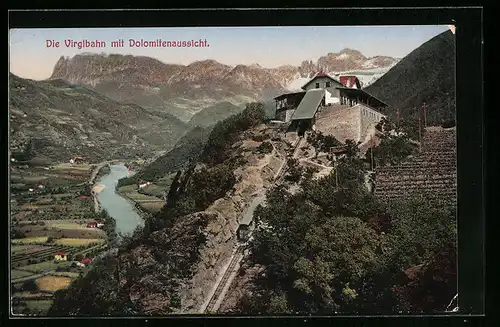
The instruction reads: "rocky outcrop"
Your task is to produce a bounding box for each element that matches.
[178,207,239,312]
[218,262,265,313]
[117,211,213,314]
[51,54,184,87]
[114,127,287,314]
[177,136,284,312]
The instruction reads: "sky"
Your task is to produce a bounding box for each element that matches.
[9,25,449,81]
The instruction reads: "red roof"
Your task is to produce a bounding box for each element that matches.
[87,222,97,226]
[339,75,361,89]
[55,251,66,255]
[79,195,90,199]
[80,258,93,264]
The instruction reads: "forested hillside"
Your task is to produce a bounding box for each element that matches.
[364,30,456,125]
[47,104,456,316]
[235,127,456,314]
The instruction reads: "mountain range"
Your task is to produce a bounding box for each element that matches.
[50,48,399,122]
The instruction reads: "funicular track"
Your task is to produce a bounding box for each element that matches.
[203,135,304,313]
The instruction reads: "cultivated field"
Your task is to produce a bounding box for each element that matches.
[17,260,72,273]
[12,299,54,315]
[35,276,73,292]
[54,238,105,246]
[138,201,165,213]
[11,269,35,279]
[140,184,165,197]
[50,271,80,278]
[11,245,46,254]
[123,191,159,201]
[10,160,115,315]
[118,184,136,193]
[12,237,49,245]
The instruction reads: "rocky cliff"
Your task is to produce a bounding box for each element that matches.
[118,125,285,314]
[48,114,290,315]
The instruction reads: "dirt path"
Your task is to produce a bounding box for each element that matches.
[89,161,110,213]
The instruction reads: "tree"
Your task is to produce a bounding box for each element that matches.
[376,117,396,133]
[351,193,457,314]
[256,141,273,154]
[391,240,457,313]
[372,129,418,167]
[385,193,456,269]
[11,228,26,239]
[189,162,236,210]
[201,102,266,165]
[49,256,134,316]
[308,131,341,153]
[285,158,302,183]
[22,280,38,292]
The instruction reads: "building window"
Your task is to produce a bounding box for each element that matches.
[326,82,331,87]
[315,82,320,88]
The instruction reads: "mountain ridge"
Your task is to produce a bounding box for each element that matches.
[50,49,398,94]
[364,30,455,125]
[9,73,187,163]
[49,49,398,122]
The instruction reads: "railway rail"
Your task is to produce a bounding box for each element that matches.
[203,135,305,313]
[204,247,244,313]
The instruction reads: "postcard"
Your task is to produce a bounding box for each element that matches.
[9,24,458,316]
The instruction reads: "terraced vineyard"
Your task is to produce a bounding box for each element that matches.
[12,245,72,268]
[374,127,457,207]
[11,243,107,269]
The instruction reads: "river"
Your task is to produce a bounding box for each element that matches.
[96,164,144,237]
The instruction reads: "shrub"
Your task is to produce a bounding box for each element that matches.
[285,158,302,183]
[309,131,342,152]
[11,229,26,239]
[252,134,268,142]
[190,162,237,210]
[256,141,273,154]
[22,279,38,291]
